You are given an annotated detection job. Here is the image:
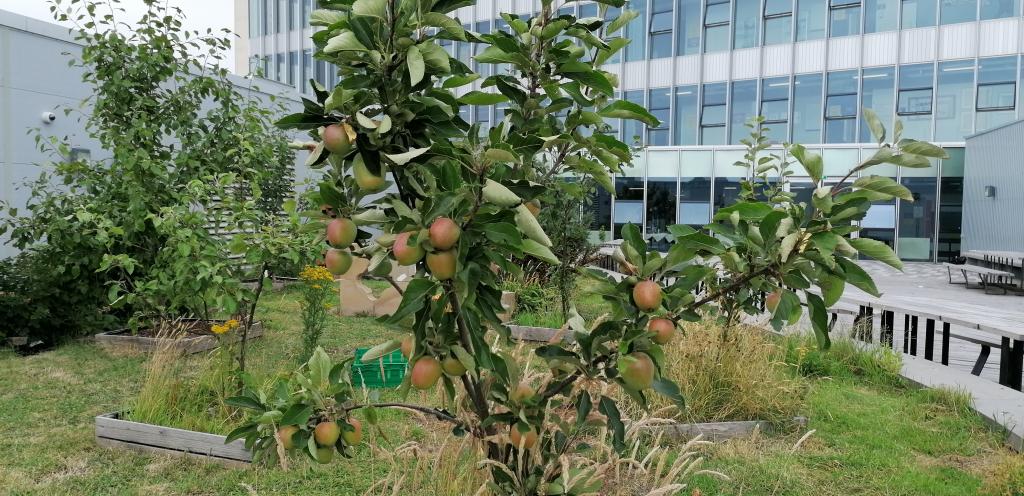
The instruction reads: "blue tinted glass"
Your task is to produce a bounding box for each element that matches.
[900,63,934,89]
[792,73,823,143]
[941,0,976,24]
[761,78,791,142]
[650,33,673,58]
[701,125,727,144]
[829,5,861,36]
[625,0,647,61]
[766,0,794,15]
[860,66,895,141]
[579,4,598,17]
[705,25,731,52]
[796,0,828,40]
[762,77,791,101]
[977,83,1015,109]
[935,60,974,141]
[978,56,1017,83]
[865,0,899,31]
[902,0,937,27]
[730,80,758,143]
[651,11,674,32]
[623,90,645,144]
[678,0,703,55]
[825,116,857,142]
[828,70,859,94]
[704,83,728,105]
[734,0,761,48]
[764,16,793,44]
[981,0,1017,18]
[675,86,700,145]
[706,3,731,24]
[826,94,858,117]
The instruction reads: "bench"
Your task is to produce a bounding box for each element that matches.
[943,262,1018,295]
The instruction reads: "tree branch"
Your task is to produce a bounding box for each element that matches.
[688,266,773,310]
[347,402,464,427]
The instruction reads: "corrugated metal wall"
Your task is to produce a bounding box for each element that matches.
[963,119,1024,251]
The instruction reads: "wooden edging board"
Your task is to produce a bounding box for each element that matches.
[95,322,264,354]
[95,412,251,467]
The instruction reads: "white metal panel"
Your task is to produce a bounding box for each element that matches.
[622,60,647,89]
[457,6,474,20]
[900,27,937,63]
[793,39,826,73]
[939,23,977,60]
[702,52,731,81]
[862,31,899,67]
[476,0,495,18]
[514,0,533,14]
[978,18,1019,56]
[493,0,514,15]
[675,55,702,85]
[761,44,792,76]
[731,47,761,80]
[648,58,673,88]
[827,36,861,70]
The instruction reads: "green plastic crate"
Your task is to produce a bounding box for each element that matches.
[351,347,408,389]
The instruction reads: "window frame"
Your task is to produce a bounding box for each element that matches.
[896,87,934,115]
[976,81,1017,111]
[763,0,794,44]
[828,0,862,36]
[760,81,791,126]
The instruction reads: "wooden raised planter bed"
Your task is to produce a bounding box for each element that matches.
[95,412,251,467]
[95,320,264,354]
[508,324,574,344]
[653,416,808,441]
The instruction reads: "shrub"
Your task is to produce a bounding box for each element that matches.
[297,266,336,363]
[781,333,903,387]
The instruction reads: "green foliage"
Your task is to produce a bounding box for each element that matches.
[297,266,337,364]
[2,0,300,338]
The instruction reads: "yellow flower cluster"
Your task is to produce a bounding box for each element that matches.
[300,265,335,283]
[211,319,240,335]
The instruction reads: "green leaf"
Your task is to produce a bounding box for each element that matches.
[484,148,517,163]
[385,147,429,165]
[899,140,948,159]
[422,12,466,40]
[310,9,345,26]
[417,41,451,72]
[280,404,314,426]
[837,257,881,297]
[225,395,265,411]
[853,175,913,201]
[352,0,387,18]
[308,347,332,389]
[606,9,638,34]
[652,377,685,410]
[385,278,438,324]
[597,100,660,127]
[862,107,885,143]
[566,70,615,97]
[361,339,401,362]
[789,144,823,183]
[406,45,425,85]
[458,91,509,105]
[805,292,832,350]
[442,74,479,88]
[224,424,258,444]
[598,395,626,453]
[324,31,368,53]
[848,237,902,270]
[819,273,845,307]
[779,231,802,262]
[522,238,560,265]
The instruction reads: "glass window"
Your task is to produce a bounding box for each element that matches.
[622,90,645,145]
[796,0,827,40]
[899,172,937,261]
[941,0,976,24]
[250,0,261,37]
[981,0,1018,18]
[475,21,491,77]
[303,0,312,25]
[792,73,824,143]
[278,0,287,33]
[474,105,490,129]
[315,59,327,86]
[288,51,298,86]
[626,0,647,61]
[976,56,1017,132]
[701,83,728,145]
[705,0,731,52]
[714,177,745,213]
[675,86,699,145]
[860,66,895,142]
[647,153,678,236]
[678,0,703,55]
[761,77,791,142]
[614,176,645,238]
[901,0,937,27]
[261,55,271,79]
[764,0,793,44]
[680,151,714,227]
[302,49,313,90]
[589,185,613,238]
[290,0,300,29]
[734,0,761,49]
[648,88,672,145]
[277,52,286,82]
[897,63,934,140]
[580,3,599,17]
[864,0,898,32]
[938,149,963,261]
[829,0,861,37]
[825,70,858,143]
[935,59,974,141]
[731,80,758,144]
[650,0,673,58]
[604,7,622,63]
[263,0,271,35]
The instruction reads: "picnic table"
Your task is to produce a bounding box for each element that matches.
[835,291,1024,390]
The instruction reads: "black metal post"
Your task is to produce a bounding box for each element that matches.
[881,310,894,348]
[941,322,950,365]
[903,314,910,354]
[924,319,935,361]
[999,337,1024,391]
[910,316,918,356]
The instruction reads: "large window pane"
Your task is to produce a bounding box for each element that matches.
[864,0,898,32]
[829,1,861,37]
[648,88,672,145]
[860,164,897,251]
[940,0,976,24]
[701,83,728,145]
[902,0,937,27]
[278,0,287,32]
[792,73,824,143]
[796,0,828,40]
[646,174,678,237]
[714,177,744,213]
[705,25,731,51]
[981,0,1018,18]
[625,0,647,61]
[678,0,703,55]
[730,80,758,144]
[938,148,963,261]
[614,176,645,238]
[650,0,674,59]
[899,174,937,261]
[680,151,714,227]
[976,56,1017,132]
[761,76,791,142]
[589,185,613,239]
[302,49,313,90]
[290,0,300,29]
[764,16,794,44]
[623,90,645,145]
[674,85,700,145]
[860,66,895,142]
[734,0,761,48]
[935,60,974,141]
[825,70,858,143]
[705,1,732,52]
[898,63,935,140]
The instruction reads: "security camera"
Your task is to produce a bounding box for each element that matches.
[41,112,56,124]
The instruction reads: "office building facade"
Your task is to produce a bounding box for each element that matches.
[239,0,1024,261]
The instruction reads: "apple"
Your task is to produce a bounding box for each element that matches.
[632,280,663,312]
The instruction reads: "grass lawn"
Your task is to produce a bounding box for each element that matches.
[1,285,1022,495]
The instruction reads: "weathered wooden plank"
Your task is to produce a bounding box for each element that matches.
[95,437,251,468]
[95,322,264,354]
[652,417,808,441]
[95,412,252,462]
[507,325,574,343]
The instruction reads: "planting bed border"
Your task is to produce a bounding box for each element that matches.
[507,324,574,343]
[653,416,808,441]
[95,412,251,467]
[95,321,264,355]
